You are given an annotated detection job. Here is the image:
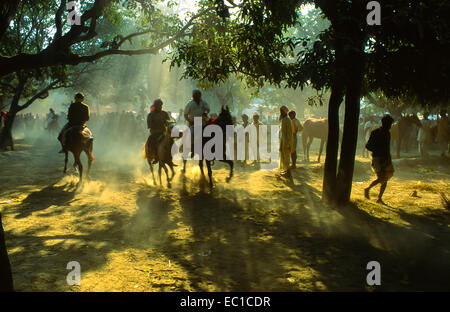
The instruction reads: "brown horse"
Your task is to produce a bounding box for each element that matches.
[63,126,94,183]
[390,114,422,158]
[302,118,328,162]
[144,122,177,188]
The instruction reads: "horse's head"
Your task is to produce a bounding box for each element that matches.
[216,105,233,128]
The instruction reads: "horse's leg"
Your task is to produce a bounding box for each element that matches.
[307,137,313,162]
[206,160,213,188]
[147,158,157,185]
[158,162,163,186]
[199,159,205,176]
[318,139,324,163]
[169,163,175,181]
[221,160,234,182]
[85,143,93,178]
[74,152,83,183]
[161,163,171,188]
[63,152,68,173]
[397,136,401,158]
[302,134,308,162]
[182,159,187,174]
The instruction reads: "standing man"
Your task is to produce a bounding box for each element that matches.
[184,89,210,159]
[252,112,264,165]
[278,106,294,178]
[417,112,433,159]
[436,109,449,157]
[147,98,171,163]
[288,110,303,168]
[364,115,395,205]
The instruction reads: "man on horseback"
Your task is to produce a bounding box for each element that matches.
[58,92,95,161]
[183,89,210,158]
[147,98,171,163]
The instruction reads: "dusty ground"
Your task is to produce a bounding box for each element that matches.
[1,138,449,292]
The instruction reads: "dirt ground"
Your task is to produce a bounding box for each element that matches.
[1,138,449,292]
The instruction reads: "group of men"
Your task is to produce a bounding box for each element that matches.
[418,109,449,158]
[145,90,305,177]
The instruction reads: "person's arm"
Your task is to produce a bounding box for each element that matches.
[203,101,210,114]
[184,103,192,124]
[84,105,90,122]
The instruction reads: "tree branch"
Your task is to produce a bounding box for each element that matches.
[18,80,59,111]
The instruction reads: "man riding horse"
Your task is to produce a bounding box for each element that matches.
[183,89,210,160]
[58,92,95,162]
[146,98,171,163]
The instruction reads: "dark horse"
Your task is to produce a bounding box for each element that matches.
[390,114,422,158]
[182,106,234,188]
[144,122,177,188]
[63,126,94,183]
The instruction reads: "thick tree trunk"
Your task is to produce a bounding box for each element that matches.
[0,110,16,150]
[0,213,14,291]
[322,80,344,202]
[335,49,364,205]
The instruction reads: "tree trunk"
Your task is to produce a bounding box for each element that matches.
[0,76,25,150]
[0,213,14,291]
[322,80,344,202]
[0,110,16,150]
[322,34,345,203]
[335,49,364,205]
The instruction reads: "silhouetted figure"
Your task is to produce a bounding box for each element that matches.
[437,109,449,157]
[289,110,303,168]
[147,98,171,164]
[278,106,294,178]
[364,115,395,205]
[58,92,94,161]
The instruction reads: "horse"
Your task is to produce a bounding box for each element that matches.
[144,122,177,188]
[46,116,59,139]
[390,114,422,158]
[302,118,328,162]
[182,106,234,188]
[63,126,94,183]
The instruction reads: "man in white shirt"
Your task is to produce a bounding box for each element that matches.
[183,89,210,159]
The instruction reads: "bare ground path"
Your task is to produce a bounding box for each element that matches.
[1,139,449,291]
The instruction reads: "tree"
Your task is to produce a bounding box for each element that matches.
[170,0,450,205]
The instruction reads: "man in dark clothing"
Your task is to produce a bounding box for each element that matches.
[364,114,395,205]
[58,92,94,160]
[147,98,171,162]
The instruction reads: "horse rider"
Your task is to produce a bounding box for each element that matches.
[184,89,210,158]
[46,108,58,129]
[147,98,171,163]
[58,92,95,161]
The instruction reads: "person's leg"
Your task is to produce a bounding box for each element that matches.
[377,181,388,202]
[58,123,69,152]
[365,178,380,199]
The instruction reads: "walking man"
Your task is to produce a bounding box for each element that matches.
[364,115,395,205]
